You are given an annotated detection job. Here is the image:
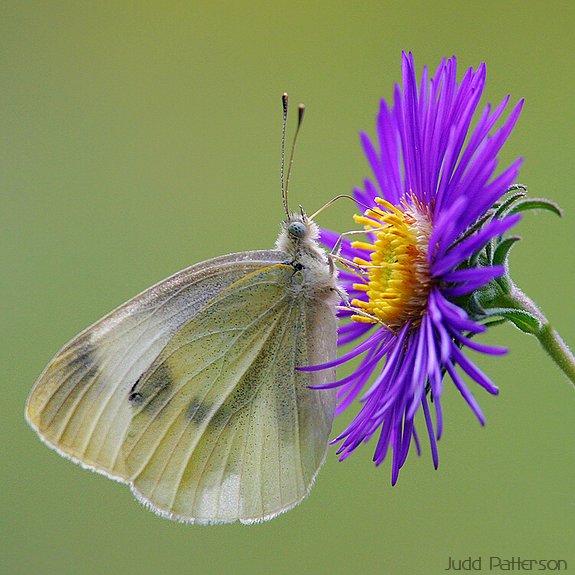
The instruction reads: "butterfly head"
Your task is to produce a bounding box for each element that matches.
[286,220,308,239]
[276,210,323,263]
[283,209,320,242]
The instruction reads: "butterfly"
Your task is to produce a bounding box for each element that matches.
[25,96,339,524]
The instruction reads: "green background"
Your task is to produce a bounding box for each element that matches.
[2,2,574,574]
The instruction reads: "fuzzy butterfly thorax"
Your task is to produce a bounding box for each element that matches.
[275,212,337,300]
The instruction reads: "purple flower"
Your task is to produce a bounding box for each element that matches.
[310,53,524,484]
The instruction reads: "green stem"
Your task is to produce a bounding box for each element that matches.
[504,286,575,388]
[536,323,575,385]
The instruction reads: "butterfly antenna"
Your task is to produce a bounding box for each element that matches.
[309,194,384,220]
[281,93,289,217]
[284,102,305,216]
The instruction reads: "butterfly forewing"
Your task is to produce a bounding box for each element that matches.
[125,264,336,523]
[25,251,287,480]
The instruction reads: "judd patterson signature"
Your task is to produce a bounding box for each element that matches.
[445,556,568,571]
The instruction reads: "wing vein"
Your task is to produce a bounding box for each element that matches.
[123,294,289,467]
[167,306,292,517]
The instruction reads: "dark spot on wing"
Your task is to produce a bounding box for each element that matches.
[129,376,141,392]
[187,399,212,425]
[128,391,144,405]
[128,375,143,404]
[208,404,232,429]
[127,375,144,404]
[186,398,200,418]
[64,343,99,382]
[186,395,237,431]
[128,363,173,410]
[68,343,95,368]
[84,365,98,380]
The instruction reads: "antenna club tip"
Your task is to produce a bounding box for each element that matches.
[297,104,305,125]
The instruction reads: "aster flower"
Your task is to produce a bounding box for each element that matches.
[303,52,575,484]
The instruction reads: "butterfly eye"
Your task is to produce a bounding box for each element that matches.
[287,221,307,238]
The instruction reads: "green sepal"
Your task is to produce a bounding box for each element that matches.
[492,189,527,219]
[479,307,542,334]
[447,186,575,387]
[492,236,520,266]
[508,198,562,217]
[504,183,529,194]
[448,185,563,334]
[479,318,508,329]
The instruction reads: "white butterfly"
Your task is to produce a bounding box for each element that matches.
[25,97,339,524]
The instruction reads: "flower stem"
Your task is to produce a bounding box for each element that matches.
[505,286,575,388]
[536,323,575,385]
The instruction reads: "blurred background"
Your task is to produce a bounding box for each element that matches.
[2,2,574,574]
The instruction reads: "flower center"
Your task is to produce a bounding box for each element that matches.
[349,197,433,327]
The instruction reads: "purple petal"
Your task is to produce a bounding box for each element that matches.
[421,394,439,469]
[451,330,508,355]
[450,344,499,395]
[298,328,387,371]
[432,214,520,277]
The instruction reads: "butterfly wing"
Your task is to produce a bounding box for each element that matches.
[26,253,337,523]
[26,250,288,480]
[124,263,336,523]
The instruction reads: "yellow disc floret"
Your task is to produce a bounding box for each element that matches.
[350,196,433,328]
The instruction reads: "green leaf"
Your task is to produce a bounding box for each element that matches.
[508,198,563,217]
[492,236,521,266]
[505,183,529,194]
[481,307,542,334]
[493,190,527,219]
[480,318,508,329]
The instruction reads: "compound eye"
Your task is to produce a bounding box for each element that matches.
[287,221,307,238]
